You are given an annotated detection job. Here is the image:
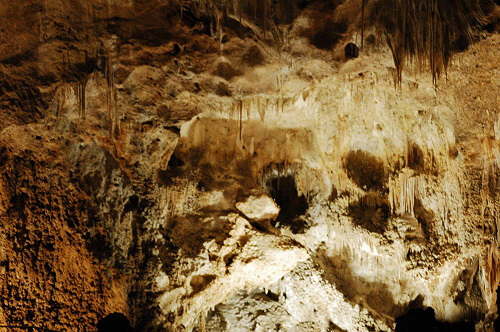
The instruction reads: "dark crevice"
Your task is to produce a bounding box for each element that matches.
[395,306,475,332]
[158,152,185,185]
[124,195,140,213]
[168,153,185,169]
[407,142,425,171]
[266,175,308,233]
[345,42,359,59]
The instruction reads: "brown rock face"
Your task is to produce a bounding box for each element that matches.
[0,1,499,331]
[0,125,129,330]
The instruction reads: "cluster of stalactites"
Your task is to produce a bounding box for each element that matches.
[225,87,313,120]
[370,0,488,87]
[188,0,274,22]
[40,0,121,137]
[52,84,72,118]
[388,169,424,216]
[228,94,296,139]
[162,178,199,220]
[50,45,118,138]
[260,162,297,188]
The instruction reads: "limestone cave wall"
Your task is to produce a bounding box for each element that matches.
[0,1,499,331]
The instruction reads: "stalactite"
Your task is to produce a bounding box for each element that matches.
[249,137,255,156]
[389,170,424,216]
[75,79,88,119]
[385,33,403,89]
[480,136,498,218]
[373,0,487,87]
[39,0,48,42]
[105,53,112,134]
[75,83,81,117]
[257,97,266,121]
[215,9,223,55]
[238,98,243,142]
[104,45,119,138]
[484,243,499,304]
[164,179,199,219]
[361,0,366,49]
[53,84,71,119]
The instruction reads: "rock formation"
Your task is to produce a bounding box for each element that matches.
[0,0,498,331]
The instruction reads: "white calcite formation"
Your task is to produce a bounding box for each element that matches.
[236,195,280,221]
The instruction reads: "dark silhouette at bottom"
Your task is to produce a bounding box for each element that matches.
[396,307,474,332]
[97,313,134,332]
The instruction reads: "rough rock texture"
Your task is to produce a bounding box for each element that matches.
[0,1,499,331]
[236,195,280,222]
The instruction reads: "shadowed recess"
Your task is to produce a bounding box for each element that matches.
[343,150,387,190]
[395,307,475,332]
[97,313,134,332]
[348,192,390,233]
[266,175,308,233]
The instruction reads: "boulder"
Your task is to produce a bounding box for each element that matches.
[236,195,280,221]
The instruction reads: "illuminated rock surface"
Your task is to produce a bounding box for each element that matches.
[0,1,498,331]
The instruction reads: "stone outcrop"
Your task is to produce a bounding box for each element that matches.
[236,195,280,222]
